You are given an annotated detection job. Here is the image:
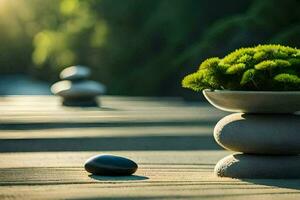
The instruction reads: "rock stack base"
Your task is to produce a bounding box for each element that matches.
[215,154,300,179]
[214,113,300,179]
[51,66,105,107]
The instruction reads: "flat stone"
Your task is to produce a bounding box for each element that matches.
[84,154,138,176]
[214,113,300,155]
[51,80,105,99]
[60,66,91,81]
[215,153,300,179]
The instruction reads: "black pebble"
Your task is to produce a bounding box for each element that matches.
[84,154,138,176]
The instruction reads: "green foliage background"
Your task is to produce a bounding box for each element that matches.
[0,0,299,96]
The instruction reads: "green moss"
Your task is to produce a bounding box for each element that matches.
[226,63,246,74]
[240,69,256,85]
[254,59,291,70]
[198,57,221,70]
[274,73,300,90]
[274,73,300,84]
[182,44,300,91]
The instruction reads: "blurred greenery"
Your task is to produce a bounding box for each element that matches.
[0,0,299,96]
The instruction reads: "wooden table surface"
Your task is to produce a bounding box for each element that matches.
[1,96,300,200]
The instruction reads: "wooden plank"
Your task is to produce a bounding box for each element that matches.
[0,125,217,152]
[0,100,224,126]
[1,96,300,200]
[0,96,222,152]
[0,126,212,139]
[1,183,300,200]
[0,96,220,116]
[0,96,225,131]
[0,96,191,110]
[0,151,300,200]
[0,135,220,152]
[0,151,227,168]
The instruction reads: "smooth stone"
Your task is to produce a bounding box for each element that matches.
[84,155,138,176]
[214,113,300,155]
[60,65,91,80]
[51,80,106,98]
[215,153,300,179]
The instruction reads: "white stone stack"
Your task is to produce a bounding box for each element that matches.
[214,113,300,178]
[51,65,106,106]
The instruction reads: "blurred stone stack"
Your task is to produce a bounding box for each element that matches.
[51,65,106,106]
[214,113,300,178]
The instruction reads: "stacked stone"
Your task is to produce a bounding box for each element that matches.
[214,113,300,179]
[51,65,106,106]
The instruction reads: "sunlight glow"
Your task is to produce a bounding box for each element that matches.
[0,0,9,9]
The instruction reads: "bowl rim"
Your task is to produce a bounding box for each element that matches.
[203,89,300,94]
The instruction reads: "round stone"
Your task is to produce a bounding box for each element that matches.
[51,80,106,99]
[215,153,300,178]
[214,113,300,155]
[60,65,91,81]
[84,155,138,176]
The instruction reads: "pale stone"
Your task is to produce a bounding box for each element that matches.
[60,66,91,81]
[215,153,300,178]
[214,113,300,155]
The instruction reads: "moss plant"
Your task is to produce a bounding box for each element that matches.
[182,44,300,91]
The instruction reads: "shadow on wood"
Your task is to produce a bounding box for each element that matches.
[89,174,149,181]
[0,120,215,130]
[0,135,220,152]
[242,179,300,190]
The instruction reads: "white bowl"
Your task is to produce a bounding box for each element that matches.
[203,89,300,113]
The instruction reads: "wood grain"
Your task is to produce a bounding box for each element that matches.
[0,96,299,200]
